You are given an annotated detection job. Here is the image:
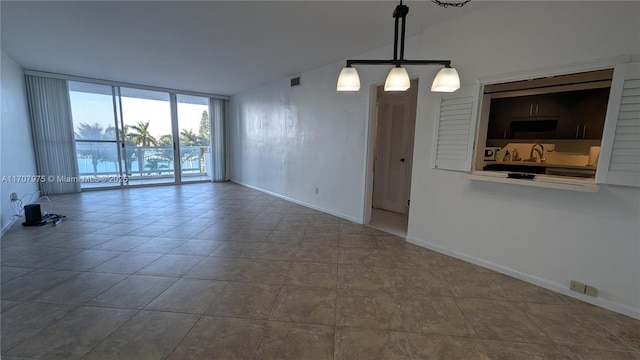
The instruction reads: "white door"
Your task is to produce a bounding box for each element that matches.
[373,82,418,214]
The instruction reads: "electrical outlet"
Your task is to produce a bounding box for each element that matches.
[585,285,598,297]
[570,280,586,293]
[10,192,18,201]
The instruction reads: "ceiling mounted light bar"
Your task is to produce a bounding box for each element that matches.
[337,0,461,93]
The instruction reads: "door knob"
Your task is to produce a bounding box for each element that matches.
[400,158,406,162]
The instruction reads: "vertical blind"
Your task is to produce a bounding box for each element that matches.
[210,98,227,182]
[25,75,81,195]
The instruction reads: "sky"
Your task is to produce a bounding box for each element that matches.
[69,91,209,141]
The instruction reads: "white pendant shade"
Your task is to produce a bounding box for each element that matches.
[431,66,460,92]
[337,67,361,91]
[384,67,410,91]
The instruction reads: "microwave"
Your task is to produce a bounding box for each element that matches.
[484,147,501,161]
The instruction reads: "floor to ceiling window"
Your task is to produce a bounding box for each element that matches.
[177,94,212,183]
[119,87,175,186]
[66,79,223,189]
[69,82,125,189]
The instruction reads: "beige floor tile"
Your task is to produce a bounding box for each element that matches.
[336,289,404,331]
[338,266,452,296]
[183,256,249,280]
[253,321,334,360]
[264,231,304,244]
[295,245,338,264]
[286,263,337,288]
[482,339,581,360]
[228,230,270,243]
[338,248,388,267]
[210,242,260,258]
[1,302,75,353]
[252,243,299,261]
[270,285,336,325]
[6,306,136,360]
[569,346,640,360]
[302,233,339,247]
[339,234,378,248]
[234,259,290,285]
[168,316,266,360]
[145,278,227,314]
[579,304,640,352]
[335,327,413,360]
[87,275,177,309]
[523,303,633,351]
[206,282,280,319]
[394,293,475,336]
[407,333,490,360]
[456,298,551,343]
[83,310,199,360]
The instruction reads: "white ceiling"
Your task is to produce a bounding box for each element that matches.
[1,1,490,95]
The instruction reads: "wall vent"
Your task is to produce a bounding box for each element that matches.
[290,76,301,87]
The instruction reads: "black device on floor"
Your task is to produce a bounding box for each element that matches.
[22,204,44,226]
[22,204,63,226]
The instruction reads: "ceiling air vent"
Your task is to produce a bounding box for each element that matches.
[290,76,301,87]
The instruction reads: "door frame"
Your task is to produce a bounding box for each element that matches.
[362,78,419,224]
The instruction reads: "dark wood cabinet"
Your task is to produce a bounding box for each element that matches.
[487,98,512,139]
[579,88,609,139]
[510,95,560,118]
[554,88,609,139]
[487,89,609,140]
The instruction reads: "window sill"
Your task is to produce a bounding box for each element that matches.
[463,171,600,193]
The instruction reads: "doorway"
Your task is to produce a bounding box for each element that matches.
[369,79,418,237]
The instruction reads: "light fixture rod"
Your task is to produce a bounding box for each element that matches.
[346,60,451,67]
[391,2,409,61]
[393,7,399,61]
[399,4,407,60]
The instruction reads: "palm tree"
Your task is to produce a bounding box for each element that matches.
[158,134,173,146]
[128,121,158,146]
[76,123,105,140]
[75,123,112,176]
[180,128,203,146]
[127,121,158,176]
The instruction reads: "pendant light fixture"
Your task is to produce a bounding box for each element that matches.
[337,0,462,93]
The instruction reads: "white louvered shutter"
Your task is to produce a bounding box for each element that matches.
[597,62,640,187]
[432,85,479,171]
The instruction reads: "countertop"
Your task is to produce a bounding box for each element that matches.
[483,161,596,171]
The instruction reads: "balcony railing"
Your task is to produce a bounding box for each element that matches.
[75,143,211,184]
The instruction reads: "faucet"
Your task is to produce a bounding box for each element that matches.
[526,143,545,163]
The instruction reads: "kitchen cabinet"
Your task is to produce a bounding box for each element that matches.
[578,88,609,139]
[555,88,609,139]
[487,98,512,139]
[510,95,560,118]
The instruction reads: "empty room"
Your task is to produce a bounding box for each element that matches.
[1,1,639,359]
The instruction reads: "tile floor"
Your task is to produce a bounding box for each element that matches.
[369,208,408,238]
[1,182,639,360]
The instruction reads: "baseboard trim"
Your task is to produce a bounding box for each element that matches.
[1,218,17,237]
[231,180,363,224]
[406,235,640,320]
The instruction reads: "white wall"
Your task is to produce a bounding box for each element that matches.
[229,35,423,221]
[228,2,640,318]
[1,50,38,233]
